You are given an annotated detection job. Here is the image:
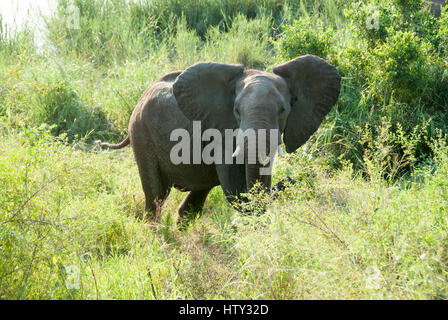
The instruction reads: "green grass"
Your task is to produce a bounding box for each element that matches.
[0,0,447,299]
[1,127,446,299]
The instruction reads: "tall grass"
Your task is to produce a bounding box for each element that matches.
[0,0,447,299]
[1,126,446,299]
[46,0,346,65]
[0,15,35,59]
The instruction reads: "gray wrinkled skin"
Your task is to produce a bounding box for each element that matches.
[98,55,341,218]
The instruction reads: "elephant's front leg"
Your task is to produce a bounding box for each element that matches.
[271,176,296,195]
[178,189,211,219]
[229,176,296,214]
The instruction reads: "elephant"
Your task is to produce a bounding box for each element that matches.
[97,55,341,219]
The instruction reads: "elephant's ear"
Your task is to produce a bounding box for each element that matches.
[173,62,244,130]
[273,55,341,153]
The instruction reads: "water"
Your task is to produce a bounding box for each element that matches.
[0,0,142,51]
[0,0,57,49]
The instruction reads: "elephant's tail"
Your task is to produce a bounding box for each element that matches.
[96,136,130,150]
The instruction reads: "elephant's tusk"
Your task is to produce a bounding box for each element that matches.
[278,145,285,157]
[232,145,241,158]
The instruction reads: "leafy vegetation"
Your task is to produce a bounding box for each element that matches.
[0,0,447,299]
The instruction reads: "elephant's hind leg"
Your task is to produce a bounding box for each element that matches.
[133,147,170,220]
[178,189,211,219]
[144,184,170,220]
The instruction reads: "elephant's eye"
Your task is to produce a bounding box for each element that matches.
[279,104,287,114]
[279,102,290,115]
[279,105,285,113]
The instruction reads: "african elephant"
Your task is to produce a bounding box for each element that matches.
[97,55,341,218]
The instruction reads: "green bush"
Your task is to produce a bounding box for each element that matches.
[437,6,448,57]
[275,0,448,176]
[345,1,398,46]
[33,81,114,142]
[357,117,430,182]
[365,28,448,111]
[345,0,437,47]
[275,16,335,60]
[369,30,433,104]
[0,16,35,59]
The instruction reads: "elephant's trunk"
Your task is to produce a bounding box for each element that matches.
[246,162,272,192]
[234,125,279,192]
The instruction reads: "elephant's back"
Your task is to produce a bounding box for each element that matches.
[130,77,186,136]
[158,70,182,82]
[129,75,220,191]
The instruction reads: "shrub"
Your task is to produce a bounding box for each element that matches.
[437,6,448,57]
[33,81,114,142]
[276,0,448,178]
[275,16,335,60]
[344,1,398,47]
[357,117,430,182]
[369,30,433,104]
[345,0,437,47]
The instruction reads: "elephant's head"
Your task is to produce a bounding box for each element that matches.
[173,55,341,193]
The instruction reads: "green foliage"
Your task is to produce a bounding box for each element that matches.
[46,0,303,65]
[33,81,113,141]
[369,30,434,104]
[202,14,273,68]
[357,117,430,182]
[169,17,202,68]
[437,6,448,57]
[393,0,425,15]
[1,0,447,300]
[345,1,397,46]
[275,16,335,60]
[3,128,446,299]
[47,0,158,65]
[276,0,448,174]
